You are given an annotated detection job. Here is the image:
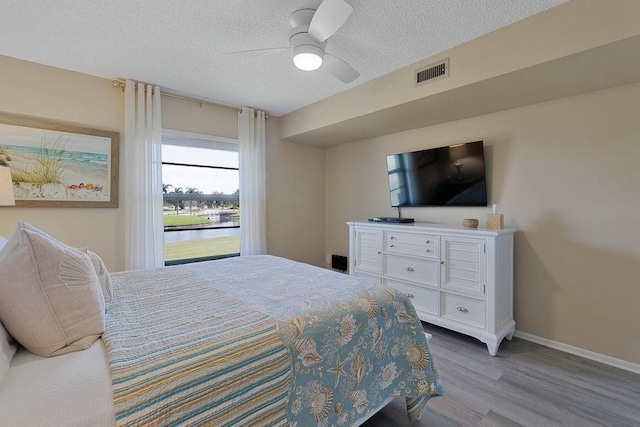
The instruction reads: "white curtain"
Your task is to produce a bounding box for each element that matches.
[238,107,267,255]
[124,81,164,270]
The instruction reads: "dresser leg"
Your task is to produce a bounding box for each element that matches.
[486,339,499,356]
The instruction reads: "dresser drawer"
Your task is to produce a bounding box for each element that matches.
[385,232,438,258]
[441,293,485,329]
[384,254,439,286]
[384,278,438,316]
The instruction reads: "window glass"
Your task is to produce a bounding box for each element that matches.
[163,145,238,169]
[162,135,240,265]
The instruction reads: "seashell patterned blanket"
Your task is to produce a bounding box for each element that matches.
[104,255,442,426]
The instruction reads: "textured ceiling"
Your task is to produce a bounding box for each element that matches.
[0,0,565,117]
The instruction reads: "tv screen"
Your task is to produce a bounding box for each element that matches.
[387,141,487,207]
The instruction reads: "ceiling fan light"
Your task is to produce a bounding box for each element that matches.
[293,52,323,70]
[292,44,324,71]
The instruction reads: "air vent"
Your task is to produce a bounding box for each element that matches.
[414,58,449,87]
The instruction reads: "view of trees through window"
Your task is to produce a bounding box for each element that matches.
[162,136,239,264]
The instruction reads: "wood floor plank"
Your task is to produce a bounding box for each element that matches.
[480,410,525,427]
[363,324,640,427]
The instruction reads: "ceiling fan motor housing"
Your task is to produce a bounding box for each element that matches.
[289,8,327,49]
[289,11,327,71]
[289,9,316,28]
[290,26,327,53]
[288,3,359,80]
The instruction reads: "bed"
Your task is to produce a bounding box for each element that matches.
[0,222,442,426]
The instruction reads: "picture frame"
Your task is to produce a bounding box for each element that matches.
[0,113,119,208]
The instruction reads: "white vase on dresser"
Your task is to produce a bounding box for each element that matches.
[347,221,516,356]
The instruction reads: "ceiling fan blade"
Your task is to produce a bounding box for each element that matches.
[308,0,353,43]
[322,53,359,83]
[226,47,289,57]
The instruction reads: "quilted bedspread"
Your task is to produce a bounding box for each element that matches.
[104,255,442,426]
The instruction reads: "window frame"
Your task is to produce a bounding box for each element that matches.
[161,129,240,265]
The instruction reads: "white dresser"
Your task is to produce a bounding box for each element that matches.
[347,221,515,355]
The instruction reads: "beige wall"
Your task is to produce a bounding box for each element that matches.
[325,82,640,364]
[2,0,636,366]
[266,117,326,266]
[161,96,238,139]
[281,0,640,143]
[0,55,125,271]
[0,57,326,271]
[160,98,326,267]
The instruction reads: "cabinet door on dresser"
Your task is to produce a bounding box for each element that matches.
[353,228,382,275]
[440,236,487,297]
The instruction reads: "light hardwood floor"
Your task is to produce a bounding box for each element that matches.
[364,324,640,427]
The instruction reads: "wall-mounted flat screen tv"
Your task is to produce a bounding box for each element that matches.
[386,140,487,207]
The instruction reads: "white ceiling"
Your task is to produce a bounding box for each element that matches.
[0,0,565,117]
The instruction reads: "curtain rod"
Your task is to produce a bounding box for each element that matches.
[111,80,270,119]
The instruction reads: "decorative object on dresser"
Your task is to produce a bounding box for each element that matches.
[348,221,515,355]
[486,203,504,230]
[462,218,479,229]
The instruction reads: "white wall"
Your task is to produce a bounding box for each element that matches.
[324,82,640,364]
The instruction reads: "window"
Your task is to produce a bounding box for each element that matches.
[162,130,239,265]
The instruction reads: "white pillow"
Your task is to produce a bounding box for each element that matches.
[0,222,105,357]
[0,321,18,383]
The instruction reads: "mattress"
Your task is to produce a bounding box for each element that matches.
[0,339,114,426]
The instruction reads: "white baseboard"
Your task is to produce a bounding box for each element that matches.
[514,330,640,375]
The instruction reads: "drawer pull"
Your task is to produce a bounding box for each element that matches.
[405,267,415,272]
[456,306,469,313]
[390,236,395,239]
[406,293,415,299]
[425,249,430,253]
[440,261,445,265]
[426,240,430,244]
[390,244,395,248]
[377,251,381,255]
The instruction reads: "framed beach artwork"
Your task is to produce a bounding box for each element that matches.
[0,113,119,207]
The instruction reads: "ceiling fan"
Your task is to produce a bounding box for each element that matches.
[228,0,360,83]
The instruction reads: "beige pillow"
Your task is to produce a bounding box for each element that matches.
[10,224,112,311]
[0,237,16,381]
[0,222,105,357]
[80,247,113,312]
